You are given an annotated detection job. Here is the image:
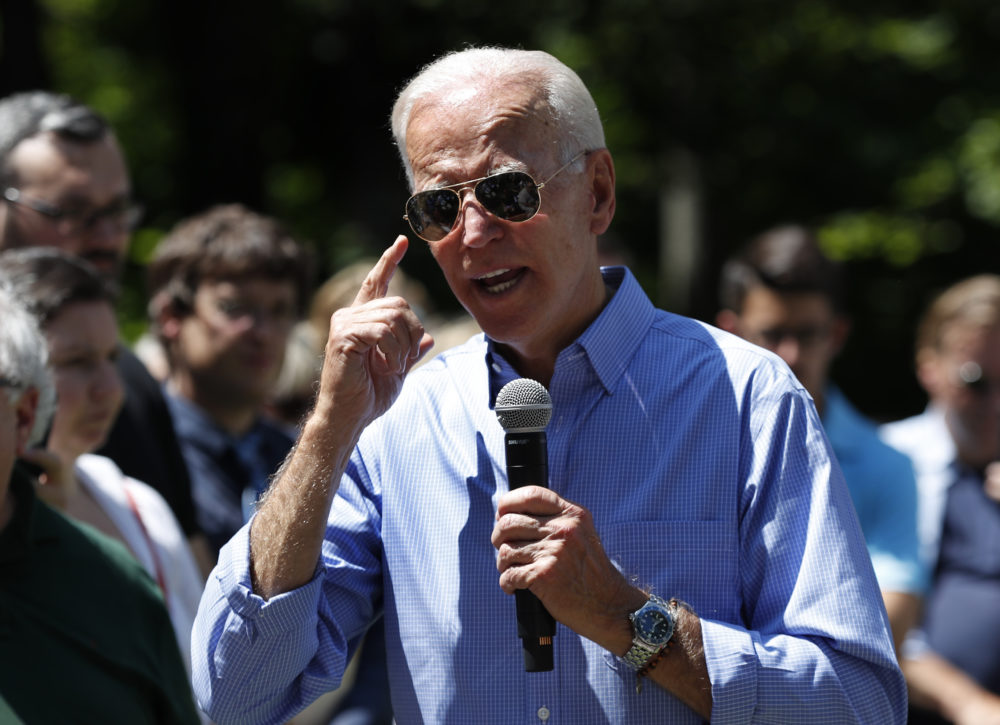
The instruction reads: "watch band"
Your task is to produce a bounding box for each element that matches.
[622,635,664,670]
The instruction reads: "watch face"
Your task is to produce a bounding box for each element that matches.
[635,607,672,643]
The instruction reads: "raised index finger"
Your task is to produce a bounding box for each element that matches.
[353,235,410,306]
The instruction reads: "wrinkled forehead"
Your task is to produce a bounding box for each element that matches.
[406,80,560,175]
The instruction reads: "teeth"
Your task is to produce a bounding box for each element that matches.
[476,268,510,280]
[475,268,518,294]
[486,279,517,294]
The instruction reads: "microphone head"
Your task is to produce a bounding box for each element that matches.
[495,378,552,432]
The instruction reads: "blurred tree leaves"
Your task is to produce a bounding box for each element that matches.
[5,0,1000,417]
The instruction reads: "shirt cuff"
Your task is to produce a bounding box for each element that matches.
[700,617,758,724]
[215,520,324,639]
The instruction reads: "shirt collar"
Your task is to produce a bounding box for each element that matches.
[922,403,960,474]
[485,266,656,405]
[573,266,656,394]
[164,388,271,455]
[165,389,232,457]
[821,385,855,444]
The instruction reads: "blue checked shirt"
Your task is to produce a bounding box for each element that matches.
[192,267,906,724]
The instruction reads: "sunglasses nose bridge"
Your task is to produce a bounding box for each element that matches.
[451,184,472,207]
[451,180,498,220]
[456,186,506,248]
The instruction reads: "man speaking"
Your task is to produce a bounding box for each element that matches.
[192,47,905,724]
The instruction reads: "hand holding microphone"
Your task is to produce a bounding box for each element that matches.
[495,378,557,672]
[494,379,653,675]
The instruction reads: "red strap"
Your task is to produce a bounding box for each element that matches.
[123,485,169,603]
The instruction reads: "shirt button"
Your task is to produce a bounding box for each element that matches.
[537,706,551,721]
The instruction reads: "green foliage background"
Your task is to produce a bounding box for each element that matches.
[4,0,1000,420]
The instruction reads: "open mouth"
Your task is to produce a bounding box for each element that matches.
[475,268,525,294]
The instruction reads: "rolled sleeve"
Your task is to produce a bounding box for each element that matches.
[701,618,758,723]
[191,523,330,725]
[719,388,908,723]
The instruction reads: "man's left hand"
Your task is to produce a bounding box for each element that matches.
[492,485,646,653]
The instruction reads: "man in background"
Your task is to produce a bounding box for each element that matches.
[882,274,1000,724]
[147,203,311,554]
[716,223,924,655]
[0,90,208,571]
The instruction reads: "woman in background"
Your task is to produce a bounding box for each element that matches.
[0,247,204,673]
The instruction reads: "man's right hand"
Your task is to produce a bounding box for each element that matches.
[314,235,434,435]
[249,235,432,599]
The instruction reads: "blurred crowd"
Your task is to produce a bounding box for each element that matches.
[0,85,998,725]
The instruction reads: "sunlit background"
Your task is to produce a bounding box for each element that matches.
[3,0,999,421]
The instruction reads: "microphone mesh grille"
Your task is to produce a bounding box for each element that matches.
[495,378,553,432]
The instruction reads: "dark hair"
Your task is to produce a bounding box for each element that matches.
[0,247,118,325]
[147,203,313,316]
[718,224,846,314]
[0,91,110,185]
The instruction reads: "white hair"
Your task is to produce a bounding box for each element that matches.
[0,282,56,446]
[390,46,606,189]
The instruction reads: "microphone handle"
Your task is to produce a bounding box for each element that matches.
[505,432,556,672]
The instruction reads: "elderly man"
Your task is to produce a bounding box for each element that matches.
[192,47,905,724]
[0,283,199,723]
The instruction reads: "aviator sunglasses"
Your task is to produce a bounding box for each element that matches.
[403,150,589,242]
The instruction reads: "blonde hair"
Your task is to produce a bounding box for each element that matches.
[916,274,1000,355]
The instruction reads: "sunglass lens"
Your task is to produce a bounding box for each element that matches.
[475,172,540,222]
[406,190,460,241]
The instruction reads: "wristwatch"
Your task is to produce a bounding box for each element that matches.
[623,594,676,671]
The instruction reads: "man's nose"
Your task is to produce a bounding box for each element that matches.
[93,359,123,400]
[458,193,502,249]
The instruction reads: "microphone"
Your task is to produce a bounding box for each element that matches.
[495,378,556,672]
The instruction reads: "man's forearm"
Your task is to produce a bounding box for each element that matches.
[882,590,921,659]
[641,605,713,718]
[582,583,712,719]
[249,407,364,599]
[904,652,1000,724]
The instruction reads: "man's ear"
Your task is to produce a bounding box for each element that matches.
[587,149,616,236]
[716,309,740,335]
[916,347,943,398]
[828,316,851,357]
[13,387,38,456]
[152,291,183,341]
